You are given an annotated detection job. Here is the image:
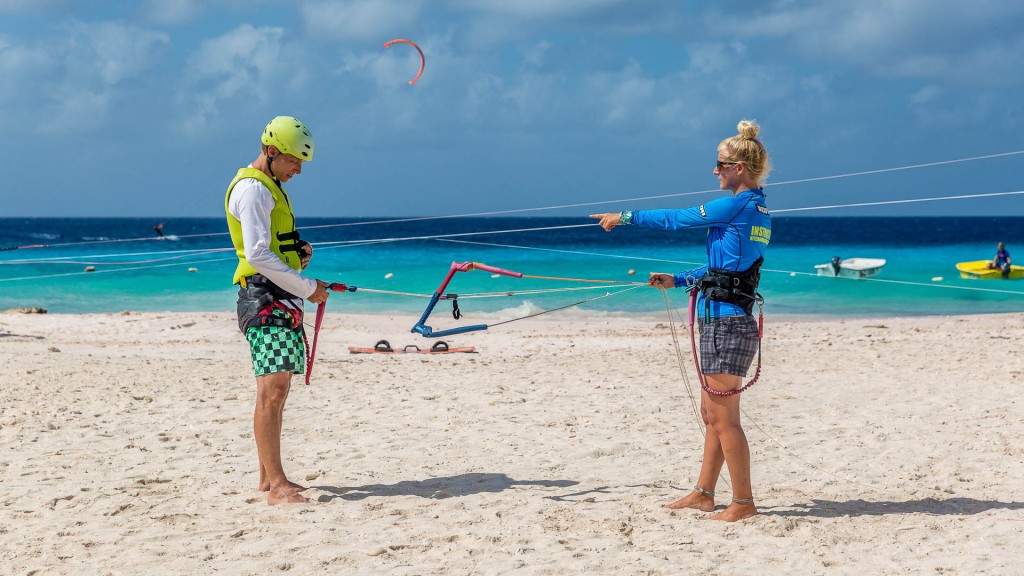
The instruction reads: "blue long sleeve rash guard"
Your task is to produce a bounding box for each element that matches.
[631,188,771,317]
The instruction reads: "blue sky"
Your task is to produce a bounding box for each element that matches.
[3,0,1023,218]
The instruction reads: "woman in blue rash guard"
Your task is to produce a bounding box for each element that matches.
[590,119,771,522]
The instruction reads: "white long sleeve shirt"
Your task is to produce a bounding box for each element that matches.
[226,170,317,299]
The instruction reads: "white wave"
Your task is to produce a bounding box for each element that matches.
[471,299,644,322]
[476,300,545,321]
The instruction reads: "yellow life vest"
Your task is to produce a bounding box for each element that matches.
[224,168,302,285]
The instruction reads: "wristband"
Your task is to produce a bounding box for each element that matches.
[619,210,634,225]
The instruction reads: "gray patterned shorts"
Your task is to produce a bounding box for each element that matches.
[697,315,759,377]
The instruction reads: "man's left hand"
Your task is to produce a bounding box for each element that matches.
[298,241,313,270]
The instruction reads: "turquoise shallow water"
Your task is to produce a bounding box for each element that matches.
[1,217,1022,317]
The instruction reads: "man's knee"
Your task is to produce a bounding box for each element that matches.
[256,374,292,406]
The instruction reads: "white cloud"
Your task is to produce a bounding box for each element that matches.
[299,0,423,42]
[64,21,169,86]
[687,42,745,75]
[799,75,829,96]
[453,0,681,46]
[3,20,169,95]
[522,41,552,68]
[585,62,656,125]
[138,0,204,25]
[181,24,285,130]
[188,24,280,78]
[0,37,53,104]
[456,0,629,19]
[910,85,942,105]
[38,89,113,134]
[332,39,428,89]
[0,21,168,134]
[0,0,72,15]
[748,0,1024,85]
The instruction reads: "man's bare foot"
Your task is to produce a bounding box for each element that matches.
[267,485,310,505]
[260,480,306,493]
[664,490,715,512]
[708,502,757,522]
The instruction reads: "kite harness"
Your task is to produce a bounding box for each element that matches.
[236,275,355,386]
[688,258,765,397]
[236,274,304,333]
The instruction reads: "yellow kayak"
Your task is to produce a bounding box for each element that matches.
[956,260,1024,280]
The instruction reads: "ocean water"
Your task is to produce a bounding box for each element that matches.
[1,217,1022,318]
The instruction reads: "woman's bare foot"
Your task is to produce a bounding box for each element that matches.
[267,485,310,505]
[708,502,757,522]
[664,490,715,512]
[260,480,306,493]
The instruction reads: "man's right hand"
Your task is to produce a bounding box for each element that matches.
[308,279,330,304]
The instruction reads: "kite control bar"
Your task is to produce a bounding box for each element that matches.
[328,283,358,293]
[412,261,522,338]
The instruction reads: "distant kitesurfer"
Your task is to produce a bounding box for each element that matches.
[988,242,1011,279]
[225,116,329,505]
[590,119,771,522]
[153,222,165,238]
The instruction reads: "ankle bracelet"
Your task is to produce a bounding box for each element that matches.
[693,485,715,497]
[732,496,754,504]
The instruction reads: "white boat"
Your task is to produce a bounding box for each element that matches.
[815,257,886,279]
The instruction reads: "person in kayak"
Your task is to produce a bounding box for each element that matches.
[988,242,1012,279]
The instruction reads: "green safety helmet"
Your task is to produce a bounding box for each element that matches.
[262,116,314,161]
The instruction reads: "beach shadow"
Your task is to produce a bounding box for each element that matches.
[544,486,615,502]
[759,497,1024,518]
[0,333,44,340]
[313,472,578,502]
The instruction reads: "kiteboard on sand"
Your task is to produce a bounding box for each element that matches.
[348,340,475,354]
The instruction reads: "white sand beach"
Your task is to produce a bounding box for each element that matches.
[1,310,1022,575]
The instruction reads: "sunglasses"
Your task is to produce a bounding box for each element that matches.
[716,160,740,170]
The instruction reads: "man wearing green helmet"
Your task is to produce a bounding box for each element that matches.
[225,116,330,505]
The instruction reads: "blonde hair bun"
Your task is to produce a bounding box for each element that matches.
[737,119,760,140]
[719,119,770,186]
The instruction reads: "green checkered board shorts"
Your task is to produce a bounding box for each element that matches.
[245,310,306,377]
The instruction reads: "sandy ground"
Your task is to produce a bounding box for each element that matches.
[1,309,1023,575]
